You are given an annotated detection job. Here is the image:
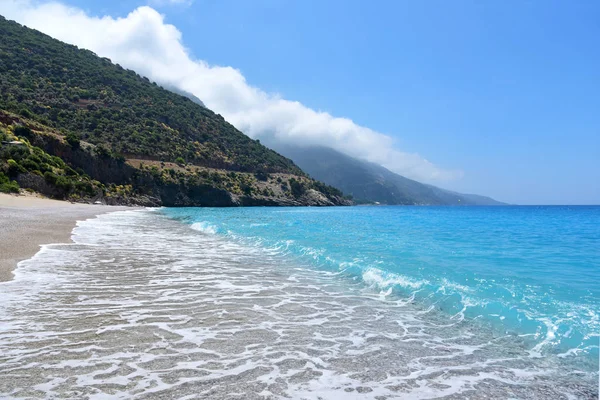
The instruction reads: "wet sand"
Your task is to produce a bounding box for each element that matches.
[0,193,131,282]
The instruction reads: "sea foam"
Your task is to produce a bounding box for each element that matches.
[0,208,597,399]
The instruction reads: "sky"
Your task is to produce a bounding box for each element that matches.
[1,0,599,205]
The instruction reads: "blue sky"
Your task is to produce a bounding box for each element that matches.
[7,0,600,204]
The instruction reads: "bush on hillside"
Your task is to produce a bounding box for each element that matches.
[13,126,33,139]
[65,132,80,149]
[0,171,19,193]
[7,159,26,176]
[289,178,306,198]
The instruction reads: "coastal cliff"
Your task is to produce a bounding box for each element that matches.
[0,111,351,207]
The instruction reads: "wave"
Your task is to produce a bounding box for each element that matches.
[161,207,600,363]
[362,266,427,291]
[190,221,219,235]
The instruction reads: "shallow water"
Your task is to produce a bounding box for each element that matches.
[166,206,600,359]
[0,208,598,399]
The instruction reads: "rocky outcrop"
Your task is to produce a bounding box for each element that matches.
[301,189,336,206]
[15,173,61,198]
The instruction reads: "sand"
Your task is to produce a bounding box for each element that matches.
[0,193,131,282]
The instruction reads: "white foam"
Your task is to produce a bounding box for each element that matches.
[362,266,426,291]
[190,221,218,234]
[0,209,596,399]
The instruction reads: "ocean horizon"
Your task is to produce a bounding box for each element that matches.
[1,205,598,398]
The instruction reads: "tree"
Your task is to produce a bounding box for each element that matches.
[289,178,306,198]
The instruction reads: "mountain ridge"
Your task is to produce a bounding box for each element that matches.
[268,144,504,206]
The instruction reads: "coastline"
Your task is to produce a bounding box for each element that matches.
[0,203,597,398]
[0,193,132,282]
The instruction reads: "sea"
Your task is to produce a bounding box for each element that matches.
[0,205,598,399]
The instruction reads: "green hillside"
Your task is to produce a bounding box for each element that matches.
[0,16,349,206]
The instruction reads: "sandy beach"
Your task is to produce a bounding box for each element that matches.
[0,193,131,282]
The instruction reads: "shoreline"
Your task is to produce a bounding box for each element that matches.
[0,200,597,398]
[0,193,133,282]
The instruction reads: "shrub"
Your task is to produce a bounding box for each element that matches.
[289,178,306,198]
[254,170,270,181]
[7,159,26,176]
[1,145,29,162]
[0,172,19,193]
[113,152,126,163]
[95,145,111,159]
[13,126,33,138]
[65,132,80,149]
[21,158,40,171]
[240,183,253,195]
[44,171,58,184]
[19,108,32,119]
[55,176,73,192]
[0,177,19,193]
[65,166,78,176]
[39,163,52,173]
[175,156,185,166]
[75,181,95,196]
[51,156,66,169]
[28,154,42,164]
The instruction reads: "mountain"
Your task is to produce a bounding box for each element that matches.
[160,83,206,108]
[424,185,506,206]
[270,144,504,205]
[0,16,349,206]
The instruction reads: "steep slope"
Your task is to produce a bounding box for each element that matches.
[271,144,504,205]
[0,16,349,206]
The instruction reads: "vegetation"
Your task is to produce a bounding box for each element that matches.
[0,16,301,174]
[65,132,80,149]
[0,16,349,206]
[0,171,19,193]
[0,125,103,199]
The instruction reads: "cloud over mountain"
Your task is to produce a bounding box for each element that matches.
[0,1,462,182]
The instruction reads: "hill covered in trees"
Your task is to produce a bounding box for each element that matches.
[0,16,349,206]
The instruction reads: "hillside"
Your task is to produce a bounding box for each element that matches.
[0,16,349,206]
[270,144,504,206]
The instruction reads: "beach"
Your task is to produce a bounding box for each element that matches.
[0,193,130,282]
[0,206,596,398]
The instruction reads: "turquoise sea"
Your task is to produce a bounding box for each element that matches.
[1,205,598,398]
[164,205,600,360]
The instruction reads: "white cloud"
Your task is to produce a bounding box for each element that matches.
[0,1,463,182]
